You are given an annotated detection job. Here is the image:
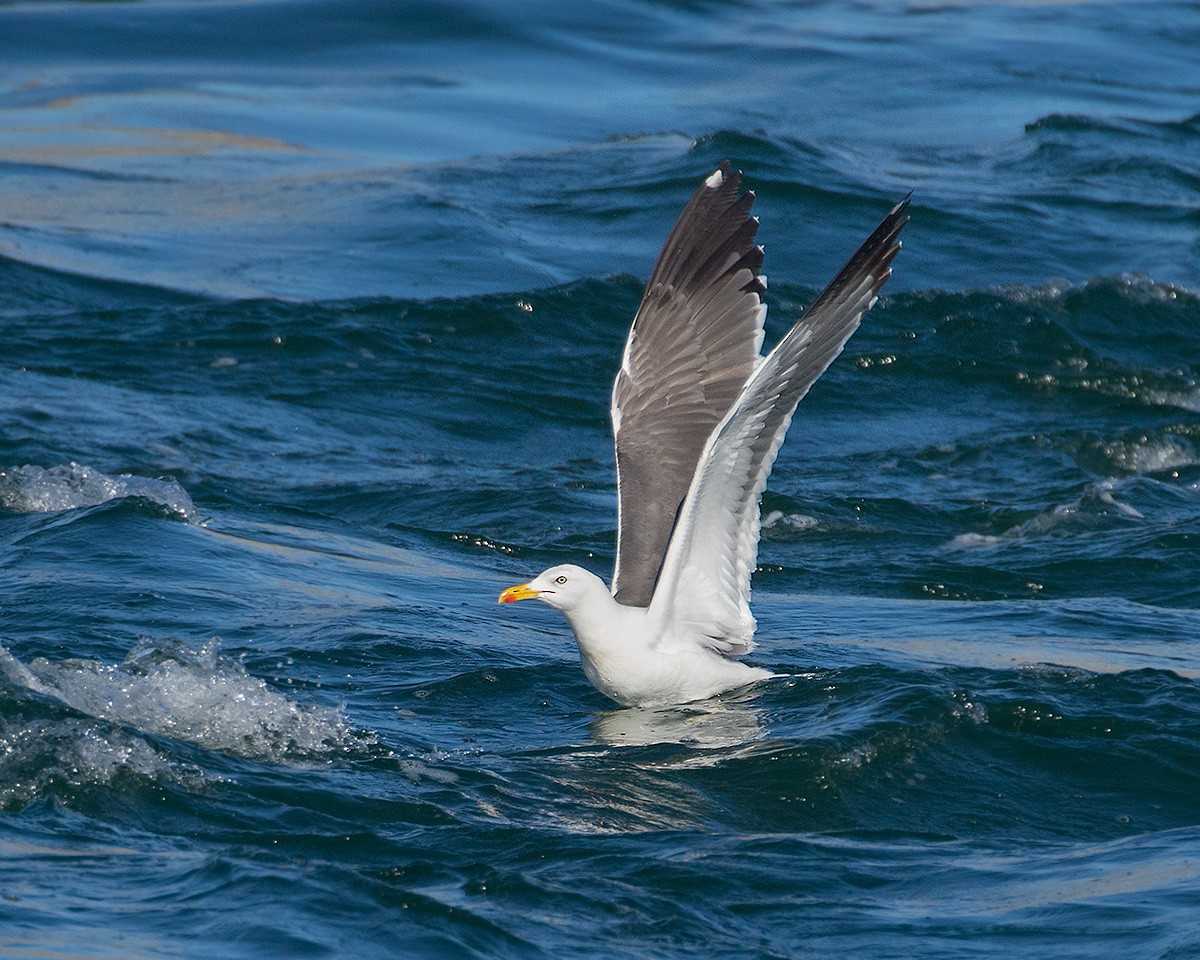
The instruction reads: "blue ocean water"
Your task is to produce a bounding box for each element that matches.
[2,1,1200,957]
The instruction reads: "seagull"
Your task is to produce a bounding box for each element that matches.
[499,163,908,707]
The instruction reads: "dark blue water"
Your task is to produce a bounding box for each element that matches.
[2,1,1200,957]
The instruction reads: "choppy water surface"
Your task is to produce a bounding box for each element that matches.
[2,2,1199,958]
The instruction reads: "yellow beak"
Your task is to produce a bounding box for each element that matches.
[498,583,542,604]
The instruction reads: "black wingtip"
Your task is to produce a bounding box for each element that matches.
[889,191,913,220]
[865,193,912,257]
[793,192,911,335]
[643,160,763,300]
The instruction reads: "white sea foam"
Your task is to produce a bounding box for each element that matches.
[946,480,1146,550]
[1092,481,1145,519]
[0,716,196,807]
[762,511,820,532]
[1096,435,1198,476]
[1144,388,1200,414]
[0,638,369,763]
[947,532,1005,550]
[0,462,197,521]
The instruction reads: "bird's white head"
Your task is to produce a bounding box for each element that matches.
[497,564,608,613]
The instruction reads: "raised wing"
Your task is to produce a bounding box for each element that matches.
[610,162,767,607]
[648,196,910,654]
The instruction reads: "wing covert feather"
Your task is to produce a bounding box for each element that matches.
[610,162,768,607]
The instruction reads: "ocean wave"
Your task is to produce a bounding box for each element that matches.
[0,713,203,810]
[0,638,370,764]
[0,462,197,521]
[945,479,1148,551]
[1071,428,1200,477]
[1025,110,1200,141]
[850,276,1199,408]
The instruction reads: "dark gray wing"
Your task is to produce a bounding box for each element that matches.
[610,162,767,607]
[650,196,911,653]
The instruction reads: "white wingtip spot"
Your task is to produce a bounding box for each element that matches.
[705,169,724,189]
[760,273,768,289]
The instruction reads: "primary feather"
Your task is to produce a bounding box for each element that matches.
[610,162,767,607]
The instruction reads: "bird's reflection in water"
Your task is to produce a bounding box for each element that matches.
[590,697,767,759]
[523,695,778,832]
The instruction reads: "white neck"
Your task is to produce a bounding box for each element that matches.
[554,589,649,697]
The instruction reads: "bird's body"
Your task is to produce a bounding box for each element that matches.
[506,564,773,707]
[501,163,908,707]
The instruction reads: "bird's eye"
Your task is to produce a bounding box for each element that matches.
[554,575,568,585]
